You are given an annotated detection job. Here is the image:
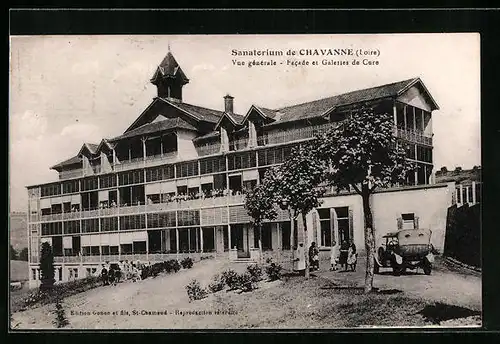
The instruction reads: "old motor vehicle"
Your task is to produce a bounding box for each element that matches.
[374,228,434,276]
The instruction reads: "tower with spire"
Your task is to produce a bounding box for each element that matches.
[150,50,189,102]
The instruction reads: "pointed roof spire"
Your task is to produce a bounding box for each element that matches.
[150,49,189,85]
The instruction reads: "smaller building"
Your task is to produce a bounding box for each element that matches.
[435,166,481,206]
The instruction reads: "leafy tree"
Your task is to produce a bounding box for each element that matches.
[19,247,29,262]
[266,145,327,279]
[311,107,414,293]
[244,174,278,262]
[10,245,18,260]
[40,242,55,290]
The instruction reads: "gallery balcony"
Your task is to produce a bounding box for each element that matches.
[393,126,433,146]
[37,193,246,222]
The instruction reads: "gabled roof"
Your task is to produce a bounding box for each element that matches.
[50,155,82,171]
[110,117,197,142]
[125,98,227,134]
[77,143,99,156]
[170,101,233,124]
[150,52,189,84]
[214,111,245,130]
[267,77,438,124]
[96,139,114,153]
[240,105,277,125]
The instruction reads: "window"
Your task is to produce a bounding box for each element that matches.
[119,215,146,230]
[402,213,415,230]
[177,210,200,227]
[228,151,256,170]
[99,174,117,188]
[417,164,426,185]
[417,146,433,163]
[202,227,216,252]
[176,161,199,178]
[254,223,272,250]
[200,156,226,175]
[100,217,118,232]
[91,246,100,256]
[41,222,63,236]
[121,243,133,254]
[119,170,144,186]
[405,105,415,130]
[177,185,188,196]
[41,183,61,197]
[146,165,175,182]
[281,222,291,250]
[133,241,147,254]
[32,268,37,280]
[178,227,200,252]
[82,219,99,233]
[81,177,98,191]
[62,180,79,194]
[63,221,80,234]
[396,102,405,128]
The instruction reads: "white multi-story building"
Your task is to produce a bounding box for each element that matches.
[26,51,455,287]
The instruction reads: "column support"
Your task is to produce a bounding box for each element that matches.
[200,227,204,253]
[472,181,477,204]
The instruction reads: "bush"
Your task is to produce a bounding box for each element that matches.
[207,274,226,293]
[246,264,263,283]
[265,262,283,281]
[221,269,240,290]
[185,279,208,302]
[237,272,256,292]
[165,259,181,273]
[52,300,69,328]
[181,257,194,269]
[23,276,102,309]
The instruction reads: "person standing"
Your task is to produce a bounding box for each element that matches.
[347,239,357,271]
[100,264,109,286]
[294,243,306,275]
[330,240,339,271]
[309,242,320,271]
[339,240,349,271]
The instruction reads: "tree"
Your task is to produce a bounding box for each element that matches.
[244,176,278,262]
[266,145,327,279]
[311,107,414,293]
[19,247,29,261]
[40,242,55,290]
[10,245,18,260]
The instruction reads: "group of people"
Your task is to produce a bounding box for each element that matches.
[100,260,142,286]
[330,239,357,272]
[294,239,357,273]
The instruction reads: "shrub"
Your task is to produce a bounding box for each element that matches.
[52,300,70,328]
[185,279,208,302]
[165,259,181,273]
[265,262,283,281]
[246,264,263,283]
[221,269,239,290]
[265,257,273,264]
[207,274,226,293]
[181,257,194,269]
[237,272,256,292]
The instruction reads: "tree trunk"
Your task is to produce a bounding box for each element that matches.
[302,213,310,279]
[259,224,263,263]
[362,188,375,293]
[289,211,295,268]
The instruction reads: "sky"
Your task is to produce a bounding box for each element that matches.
[9,34,480,212]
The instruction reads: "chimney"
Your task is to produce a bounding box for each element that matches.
[224,94,234,114]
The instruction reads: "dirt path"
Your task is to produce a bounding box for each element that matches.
[317,255,481,311]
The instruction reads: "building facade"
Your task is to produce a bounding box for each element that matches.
[26,51,455,287]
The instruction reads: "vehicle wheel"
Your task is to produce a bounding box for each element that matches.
[423,264,432,275]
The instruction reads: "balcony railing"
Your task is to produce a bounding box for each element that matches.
[195,142,221,156]
[59,169,84,180]
[393,126,433,146]
[36,194,247,222]
[257,122,339,146]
